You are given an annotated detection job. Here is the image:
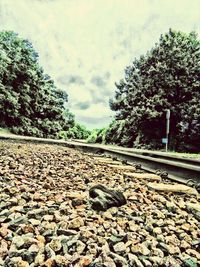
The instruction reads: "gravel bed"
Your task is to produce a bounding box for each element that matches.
[0,141,199,267]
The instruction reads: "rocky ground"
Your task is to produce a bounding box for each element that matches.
[0,141,199,267]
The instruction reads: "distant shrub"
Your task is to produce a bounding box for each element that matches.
[58,124,91,140]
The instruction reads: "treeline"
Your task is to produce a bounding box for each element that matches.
[90,29,200,152]
[0,30,91,139]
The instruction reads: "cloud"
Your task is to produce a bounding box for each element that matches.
[57,75,85,86]
[67,84,92,104]
[73,101,90,110]
[91,76,106,87]
[73,103,114,129]
[76,103,113,117]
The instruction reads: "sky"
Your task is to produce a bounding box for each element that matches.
[0,0,200,129]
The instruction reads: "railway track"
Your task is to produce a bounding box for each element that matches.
[67,140,200,189]
[0,134,199,188]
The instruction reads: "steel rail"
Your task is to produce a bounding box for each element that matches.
[68,141,200,185]
[102,148,200,185]
[0,135,199,185]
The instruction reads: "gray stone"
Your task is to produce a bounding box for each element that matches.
[0,239,8,258]
[57,228,78,236]
[34,253,45,265]
[183,258,198,267]
[0,209,12,217]
[9,216,28,230]
[8,248,27,258]
[45,243,56,258]
[68,217,84,229]
[76,240,86,254]
[12,236,25,249]
[128,254,144,267]
[28,219,40,226]
[28,208,46,219]
[55,255,70,266]
[149,256,163,265]
[140,258,152,267]
[113,242,126,254]
[110,251,129,266]
[49,238,62,252]
[3,256,23,267]
[109,234,124,245]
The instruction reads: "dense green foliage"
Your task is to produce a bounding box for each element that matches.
[0,31,74,137]
[58,123,91,140]
[87,128,107,144]
[109,29,200,152]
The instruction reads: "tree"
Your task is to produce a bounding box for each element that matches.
[109,29,200,152]
[58,123,91,140]
[0,31,73,137]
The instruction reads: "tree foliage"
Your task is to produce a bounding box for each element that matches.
[0,31,74,137]
[87,128,108,144]
[58,123,91,140]
[109,29,200,152]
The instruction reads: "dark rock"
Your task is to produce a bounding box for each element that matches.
[0,209,12,217]
[45,243,56,258]
[0,203,11,211]
[42,229,55,237]
[72,198,85,207]
[109,234,125,245]
[89,184,126,211]
[21,192,32,201]
[8,216,28,231]
[84,178,90,184]
[57,229,78,236]
[27,208,46,219]
[4,256,26,267]
[9,249,27,258]
[109,251,129,266]
[22,250,36,264]
[61,238,69,254]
